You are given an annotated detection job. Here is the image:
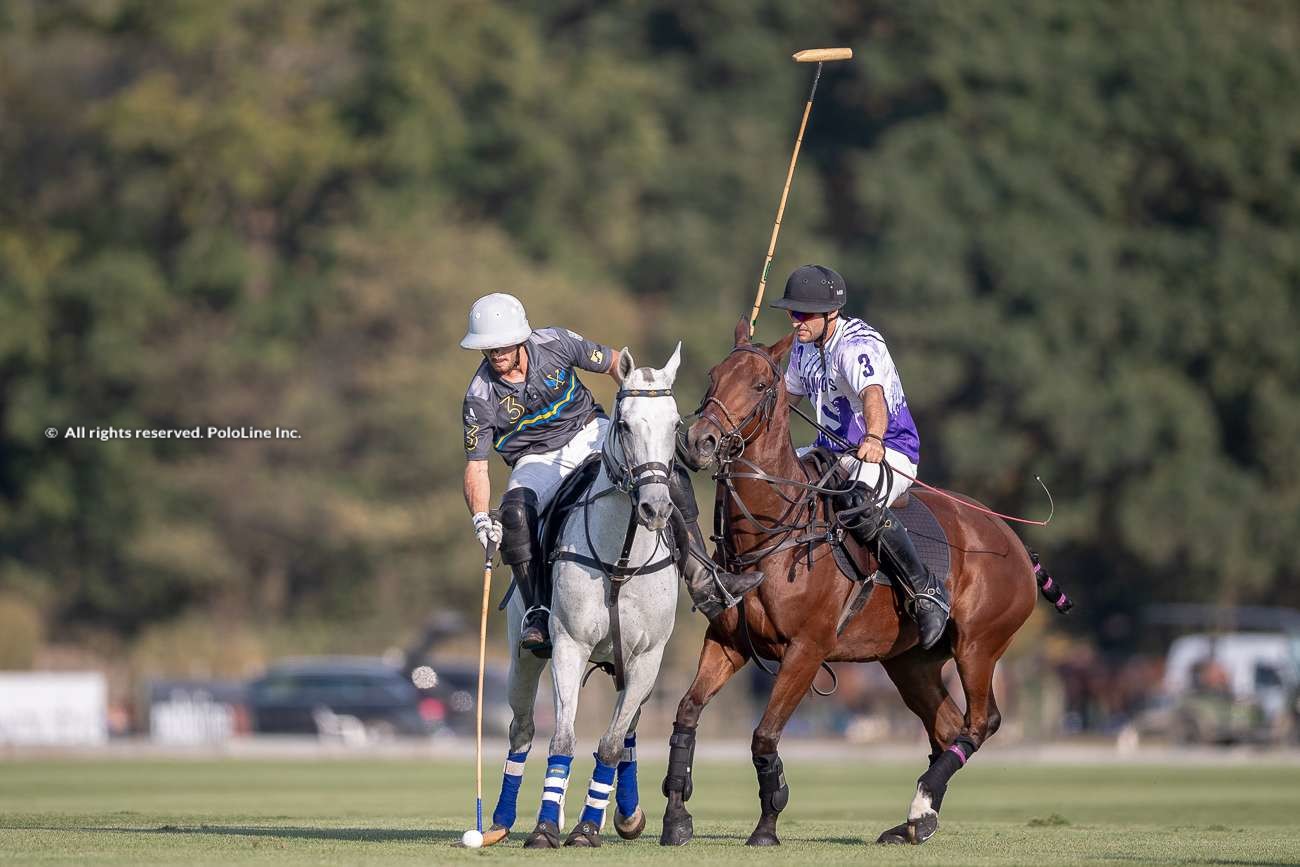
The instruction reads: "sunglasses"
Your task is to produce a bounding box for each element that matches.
[787,309,823,322]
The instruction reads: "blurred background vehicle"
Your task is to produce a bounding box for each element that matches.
[248,657,437,739]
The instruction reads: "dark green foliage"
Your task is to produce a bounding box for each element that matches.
[2,0,1297,648]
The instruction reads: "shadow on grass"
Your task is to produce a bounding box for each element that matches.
[42,825,459,844]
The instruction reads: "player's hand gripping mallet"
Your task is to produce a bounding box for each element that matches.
[747,47,853,337]
[461,530,497,849]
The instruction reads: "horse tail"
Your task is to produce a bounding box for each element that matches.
[1027,548,1073,614]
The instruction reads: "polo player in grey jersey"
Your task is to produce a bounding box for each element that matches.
[461,293,762,656]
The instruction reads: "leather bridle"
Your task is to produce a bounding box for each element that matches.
[692,344,783,460]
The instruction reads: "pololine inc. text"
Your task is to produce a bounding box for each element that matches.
[56,426,301,441]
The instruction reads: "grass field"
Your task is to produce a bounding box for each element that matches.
[2,756,1298,866]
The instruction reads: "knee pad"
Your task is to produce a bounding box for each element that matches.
[669,465,700,525]
[499,488,540,566]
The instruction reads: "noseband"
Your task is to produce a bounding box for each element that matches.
[693,344,782,458]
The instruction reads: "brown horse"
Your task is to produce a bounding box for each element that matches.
[660,319,1070,847]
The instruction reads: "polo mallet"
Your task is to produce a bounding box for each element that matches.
[461,529,498,849]
[747,47,854,337]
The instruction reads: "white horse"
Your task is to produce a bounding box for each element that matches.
[483,344,684,848]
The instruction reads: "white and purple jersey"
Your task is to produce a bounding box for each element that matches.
[783,315,920,463]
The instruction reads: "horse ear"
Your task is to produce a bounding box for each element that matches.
[734,317,752,346]
[618,346,635,381]
[662,341,682,385]
[768,332,794,363]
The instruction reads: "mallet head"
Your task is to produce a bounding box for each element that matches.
[792,47,853,63]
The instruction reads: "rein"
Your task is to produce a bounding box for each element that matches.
[552,383,684,692]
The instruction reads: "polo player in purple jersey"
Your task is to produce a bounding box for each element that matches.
[773,265,950,649]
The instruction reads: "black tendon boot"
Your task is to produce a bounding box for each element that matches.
[875,508,950,650]
[670,466,764,618]
[499,488,550,656]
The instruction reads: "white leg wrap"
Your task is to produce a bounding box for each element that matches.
[908,783,935,821]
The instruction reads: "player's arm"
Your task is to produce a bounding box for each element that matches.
[606,349,623,385]
[856,385,887,463]
[464,459,490,517]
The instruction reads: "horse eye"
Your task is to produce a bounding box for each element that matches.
[755,381,767,392]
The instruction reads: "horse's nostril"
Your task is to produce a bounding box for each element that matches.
[638,502,656,523]
[700,434,717,455]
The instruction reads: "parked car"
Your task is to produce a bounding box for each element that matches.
[248,657,437,738]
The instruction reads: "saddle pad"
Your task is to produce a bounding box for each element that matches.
[893,494,951,582]
[540,453,602,564]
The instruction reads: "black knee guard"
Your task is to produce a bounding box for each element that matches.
[661,723,697,801]
[832,482,881,545]
[753,753,789,814]
[669,464,700,525]
[500,488,542,605]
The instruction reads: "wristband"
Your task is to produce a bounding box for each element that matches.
[864,433,884,445]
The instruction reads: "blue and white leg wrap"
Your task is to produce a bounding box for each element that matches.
[615,734,638,817]
[491,748,529,829]
[579,755,617,827]
[537,755,572,826]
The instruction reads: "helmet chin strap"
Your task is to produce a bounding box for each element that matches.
[814,312,836,376]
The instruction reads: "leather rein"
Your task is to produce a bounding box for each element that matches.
[692,345,889,571]
[552,384,687,691]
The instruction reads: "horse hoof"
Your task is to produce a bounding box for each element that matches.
[481,825,509,847]
[615,806,646,840]
[876,822,910,845]
[659,812,694,846]
[522,820,561,849]
[746,830,781,846]
[907,813,939,844]
[563,819,601,847]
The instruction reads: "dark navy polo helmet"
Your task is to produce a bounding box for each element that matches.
[770,264,847,313]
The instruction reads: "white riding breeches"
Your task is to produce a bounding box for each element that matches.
[505,417,609,511]
[797,445,918,508]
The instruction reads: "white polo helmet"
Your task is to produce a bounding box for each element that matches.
[460,293,532,350]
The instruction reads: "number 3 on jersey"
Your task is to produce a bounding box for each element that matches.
[858,353,874,377]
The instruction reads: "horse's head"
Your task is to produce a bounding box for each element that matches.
[610,343,683,531]
[684,317,794,469]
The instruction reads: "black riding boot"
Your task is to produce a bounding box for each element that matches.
[670,465,764,620]
[682,521,766,620]
[499,488,551,657]
[834,484,950,650]
[876,509,950,650]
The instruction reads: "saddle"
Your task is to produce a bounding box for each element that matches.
[540,454,604,566]
[798,447,880,584]
[497,454,604,612]
[799,447,953,634]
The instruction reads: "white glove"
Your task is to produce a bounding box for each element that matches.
[472,511,503,551]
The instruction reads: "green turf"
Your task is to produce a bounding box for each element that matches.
[1,757,1297,865]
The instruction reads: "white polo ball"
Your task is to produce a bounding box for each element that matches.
[462,829,483,848]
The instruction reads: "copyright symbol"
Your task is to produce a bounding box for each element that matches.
[45,427,59,439]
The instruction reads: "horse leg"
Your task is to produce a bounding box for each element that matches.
[876,647,964,845]
[747,640,826,847]
[661,627,748,846]
[903,640,1009,846]
[522,628,587,848]
[613,707,645,840]
[565,644,666,847]
[484,611,547,846]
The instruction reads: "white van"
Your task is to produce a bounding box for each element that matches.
[1163,632,1300,738]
